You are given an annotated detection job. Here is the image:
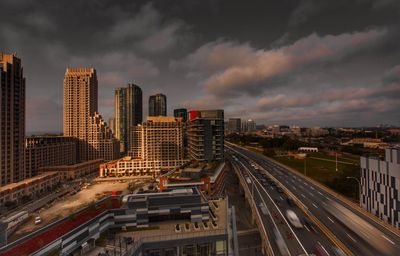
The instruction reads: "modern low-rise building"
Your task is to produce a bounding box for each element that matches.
[38,159,102,181]
[361,148,400,228]
[0,172,61,206]
[188,110,224,162]
[25,136,77,178]
[0,188,229,256]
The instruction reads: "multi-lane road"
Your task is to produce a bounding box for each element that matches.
[229,152,336,255]
[226,143,400,256]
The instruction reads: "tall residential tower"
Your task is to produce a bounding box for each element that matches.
[188,110,224,162]
[149,93,167,116]
[63,68,119,162]
[115,84,142,153]
[0,53,25,185]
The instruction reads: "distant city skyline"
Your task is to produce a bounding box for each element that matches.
[1,0,399,132]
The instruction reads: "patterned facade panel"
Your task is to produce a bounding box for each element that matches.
[361,148,400,228]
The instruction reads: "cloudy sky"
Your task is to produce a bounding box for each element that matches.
[1,0,400,133]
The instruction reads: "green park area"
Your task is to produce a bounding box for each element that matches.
[245,146,361,202]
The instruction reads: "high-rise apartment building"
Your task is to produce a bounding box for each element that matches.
[149,93,167,116]
[0,53,25,185]
[188,110,224,162]
[227,118,241,134]
[361,148,400,228]
[108,117,115,135]
[25,136,77,178]
[115,84,142,153]
[100,116,187,177]
[174,108,188,123]
[130,116,184,161]
[174,108,188,154]
[242,119,256,133]
[63,68,119,162]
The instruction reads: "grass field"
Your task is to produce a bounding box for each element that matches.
[272,153,360,201]
[241,145,361,201]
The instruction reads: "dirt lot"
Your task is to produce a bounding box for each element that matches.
[10,179,149,241]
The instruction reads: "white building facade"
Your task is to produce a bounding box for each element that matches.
[361,148,400,227]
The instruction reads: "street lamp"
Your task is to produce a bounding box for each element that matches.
[346,176,361,207]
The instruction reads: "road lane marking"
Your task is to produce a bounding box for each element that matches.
[310,186,315,190]
[318,191,323,195]
[292,187,297,190]
[346,233,356,242]
[231,154,308,256]
[318,242,329,255]
[280,196,284,201]
[325,196,331,201]
[381,235,395,245]
[301,193,306,198]
[304,225,310,232]
[312,203,318,208]
[327,217,334,223]
[309,192,314,197]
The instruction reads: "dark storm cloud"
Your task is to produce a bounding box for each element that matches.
[0,0,399,131]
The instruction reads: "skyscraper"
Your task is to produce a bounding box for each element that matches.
[242,119,256,133]
[0,53,25,185]
[149,93,167,116]
[228,118,241,134]
[173,108,188,123]
[115,84,142,153]
[188,110,224,162]
[63,68,119,161]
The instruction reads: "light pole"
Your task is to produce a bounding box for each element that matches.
[346,176,361,207]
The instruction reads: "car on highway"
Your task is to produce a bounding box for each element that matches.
[274,228,289,256]
[285,210,303,228]
[34,216,42,225]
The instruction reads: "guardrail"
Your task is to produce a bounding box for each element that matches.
[229,159,274,256]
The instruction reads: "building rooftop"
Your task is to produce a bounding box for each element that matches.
[0,172,59,193]
[90,198,228,256]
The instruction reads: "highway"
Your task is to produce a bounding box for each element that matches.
[229,153,337,255]
[227,143,400,256]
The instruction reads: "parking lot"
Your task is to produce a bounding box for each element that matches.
[10,179,150,242]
